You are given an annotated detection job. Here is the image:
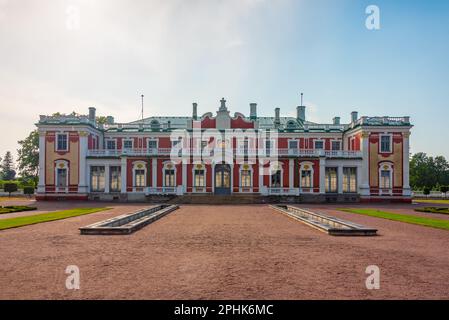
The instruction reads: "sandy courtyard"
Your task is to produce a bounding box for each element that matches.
[0,201,448,300]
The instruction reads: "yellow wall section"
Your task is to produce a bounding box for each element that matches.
[369,137,403,188]
[45,134,80,185]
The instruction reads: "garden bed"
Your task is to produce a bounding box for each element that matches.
[0,206,37,214]
[415,207,449,215]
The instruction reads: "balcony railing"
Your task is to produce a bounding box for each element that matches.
[87,148,362,158]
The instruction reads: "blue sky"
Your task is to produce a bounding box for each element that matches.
[0,0,448,160]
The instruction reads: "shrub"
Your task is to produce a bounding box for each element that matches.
[423,187,431,197]
[3,183,18,196]
[415,207,449,215]
[23,186,35,196]
[440,185,449,195]
[0,205,37,214]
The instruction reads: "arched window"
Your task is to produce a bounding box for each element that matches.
[193,163,206,189]
[55,160,69,193]
[270,162,283,188]
[163,162,176,187]
[132,161,147,191]
[379,162,393,193]
[240,164,252,190]
[300,162,314,191]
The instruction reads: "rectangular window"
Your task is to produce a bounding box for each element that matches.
[106,140,116,150]
[241,170,251,187]
[380,135,391,153]
[331,141,341,150]
[148,140,157,150]
[134,169,145,187]
[314,140,324,150]
[90,166,105,192]
[289,140,298,150]
[164,169,175,187]
[301,170,312,188]
[380,170,391,189]
[56,134,68,151]
[265,140,273,156]
[271,170,281,187]
[325,167,338,193]
[343,167,357,193]
[109,166,121,192]
[194,169,205,187]
[123,140,133,150]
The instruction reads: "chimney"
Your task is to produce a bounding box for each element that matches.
[297,106,306,122]
[351,111,358,123]
[192,103,198,120]
[333,117,340,125]
[274,108,280,127]
[106,116,114,125]
[250,103,257,119]
[88,107,96,124]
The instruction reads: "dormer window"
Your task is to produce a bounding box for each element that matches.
[56,133,68,151]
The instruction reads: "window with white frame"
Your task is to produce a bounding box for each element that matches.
[325,167,338,193]
[106,140,116,150]
[301,170,312,188]
[314,140,324,150]
[241,169,251,187]
[289,140,298,150]
[123,139,133,150]
[148,139,157,151]
[194,169,205,187]
[380,170,391,189]
[134,169,145,187]
[380,135,392,153]
[90,166,105,192]
[164,169,175,187]
[343,167,357,193]
[271,170,282,188]
[109,166,121,192]
[56,133,68,151]
[331,140,341,150]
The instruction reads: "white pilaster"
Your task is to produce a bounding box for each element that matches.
[359,132,370,196]
[338,166,344,194]
[104,165,110,193]
[37,131,46,193]
[152,158,157,187]
[319,157,326,194]
[402,132,411,196]
[182,162,187,192]
[120,157,127,193]
[289,159,294,189]
[78,132,88,193]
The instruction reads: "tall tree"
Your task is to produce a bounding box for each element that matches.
[0,151,16,180]
[17,130,39,183]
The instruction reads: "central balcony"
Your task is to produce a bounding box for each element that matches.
[87,148,362,159]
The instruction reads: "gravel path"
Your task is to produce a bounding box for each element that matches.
[0,204,448,300]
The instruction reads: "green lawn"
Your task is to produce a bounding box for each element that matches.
[0,207,109,230]
[414,199,449,205]
[339,208,449,231]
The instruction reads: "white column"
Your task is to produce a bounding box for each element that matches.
[338,166,344,194]
[230,163,234,193]
[104,165,110,193]
[78,132,88,193]
[152,158,157,188]
[182,162,187,193]
[120,157,127,193]
[37,131,46,193]
[319,156,326,194]
[289,159,294,189]
[359,132,370,196]
[402,132,411,196]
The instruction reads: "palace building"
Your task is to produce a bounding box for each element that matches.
[36,98,413,202]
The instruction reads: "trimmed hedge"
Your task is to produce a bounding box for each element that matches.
[415,207,449,215]
[0,205,37,214]
[23,186,35,195]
